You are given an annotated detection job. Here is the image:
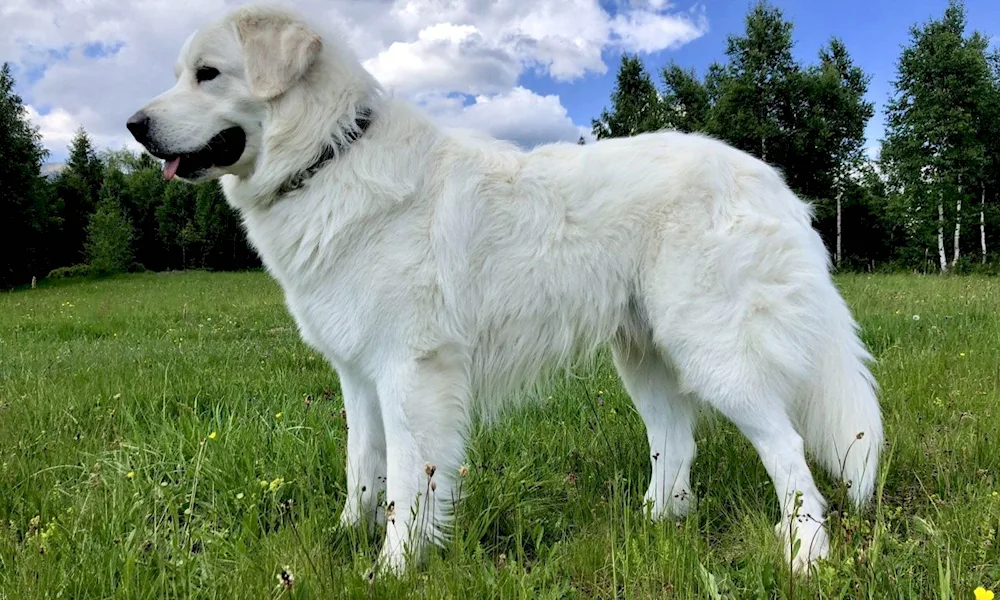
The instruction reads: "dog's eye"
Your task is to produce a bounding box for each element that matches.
[196,66,220,83]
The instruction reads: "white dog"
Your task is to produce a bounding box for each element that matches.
[127,3,883,575]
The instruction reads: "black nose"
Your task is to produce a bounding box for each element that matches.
[126,111,151,144]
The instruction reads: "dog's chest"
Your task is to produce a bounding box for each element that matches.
[284,284,368,363]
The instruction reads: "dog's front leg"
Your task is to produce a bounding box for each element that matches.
[337,369,387,529]
[375,350,470,575]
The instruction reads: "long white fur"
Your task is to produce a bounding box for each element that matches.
[132,3,884,575]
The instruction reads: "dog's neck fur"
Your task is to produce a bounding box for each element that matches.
[271,107,374,198]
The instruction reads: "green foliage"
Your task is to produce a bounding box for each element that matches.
[46,264,93,279]
[157,181,199,269]
[705,1,801,168]
[594,0,999,273]
[1,272,999,597]
[881,0,995,272]
[51,128,107,268]
[660,63,710,133]
[85,171,135,275]
[194,180,256,271]
[592,54,664,139]
[0,64,257,288]
[0,62,52,288]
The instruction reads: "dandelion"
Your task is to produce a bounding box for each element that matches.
[126,471,135,480]
[275,412,282,419]
[208,431,217,440]
[960,352,966,358]
[974,587,994,600]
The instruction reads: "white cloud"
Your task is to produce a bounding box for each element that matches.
[432,87,587,148]
[610,6,708,54]
[364,23,521,96]
[2,0,708,159]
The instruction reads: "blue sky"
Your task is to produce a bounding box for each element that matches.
[4,0,998,164]
[540,0,1000,156]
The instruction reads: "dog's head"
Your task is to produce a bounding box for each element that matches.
[126,5,324,183]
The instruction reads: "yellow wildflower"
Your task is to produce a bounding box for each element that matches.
[275,412,283,419]
[126,471,135,479]
[208,431,217,440]
[974,587,994,600]
[268,477,284,492]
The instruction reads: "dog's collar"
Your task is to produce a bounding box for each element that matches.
[274,108,373,197]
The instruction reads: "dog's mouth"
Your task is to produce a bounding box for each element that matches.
[151,126,247,180]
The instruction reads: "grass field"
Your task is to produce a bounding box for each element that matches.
[1,271,998,599]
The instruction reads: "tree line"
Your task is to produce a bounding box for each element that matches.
[592,0,1000,274]
[0,63,259,289]
[1,0,998,289]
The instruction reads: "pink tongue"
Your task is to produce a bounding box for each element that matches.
[163,157,181,180]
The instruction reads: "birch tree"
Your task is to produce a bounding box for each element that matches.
[809,39,874,267]
[881,0,992,272]
[704,1,800,170]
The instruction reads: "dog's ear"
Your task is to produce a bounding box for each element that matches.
[236,11,322,99]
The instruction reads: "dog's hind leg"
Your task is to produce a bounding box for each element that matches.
[655,323,830,573]
[337,368,387,530]
[611,332,698,520]
[375,345,471,575]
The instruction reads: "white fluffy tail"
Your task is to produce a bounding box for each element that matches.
[798,298,883,509]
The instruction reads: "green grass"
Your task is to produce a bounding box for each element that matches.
[1,271,998,599]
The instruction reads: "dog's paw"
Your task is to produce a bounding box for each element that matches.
[337,497,384,531]
[375,542,409,577]
[644,486,694,521]
[775,516,829,574]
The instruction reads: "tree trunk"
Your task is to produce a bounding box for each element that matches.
[953,183,962,267]
[938,199,948,273]
[835,188,843,268]
[981,184,987,264]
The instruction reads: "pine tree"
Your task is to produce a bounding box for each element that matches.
[592,54,663,139]
[0,62,51,288]
[54,127,105,266]
[65,126,104,204]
